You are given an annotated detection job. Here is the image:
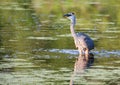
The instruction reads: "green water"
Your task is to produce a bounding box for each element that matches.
[0,0,120,85]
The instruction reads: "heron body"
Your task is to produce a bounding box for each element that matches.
[64,13,94,60]
[76,32,94,51]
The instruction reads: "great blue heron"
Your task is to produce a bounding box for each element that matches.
[64,13,94,61]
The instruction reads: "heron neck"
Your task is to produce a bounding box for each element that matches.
[70,23,76,38]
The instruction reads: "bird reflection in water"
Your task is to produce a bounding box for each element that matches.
[70,53,94,85]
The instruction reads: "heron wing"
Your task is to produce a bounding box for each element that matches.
[76,33,94,50]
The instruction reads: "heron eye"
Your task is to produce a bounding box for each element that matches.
[72,13,74,15]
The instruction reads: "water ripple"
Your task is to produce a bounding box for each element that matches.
[48,49,120,56]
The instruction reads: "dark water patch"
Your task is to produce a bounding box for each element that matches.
[105,78,120,85]
[0,67,14,73]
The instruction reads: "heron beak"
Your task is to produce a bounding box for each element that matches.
[63,14,69,17]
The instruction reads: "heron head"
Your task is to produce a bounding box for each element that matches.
[64,12,76,25]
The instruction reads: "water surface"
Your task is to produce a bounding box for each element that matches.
[0,0,120,85]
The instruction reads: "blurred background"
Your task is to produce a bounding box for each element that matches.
[0,0,120,85]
